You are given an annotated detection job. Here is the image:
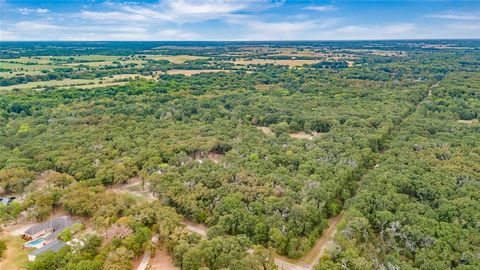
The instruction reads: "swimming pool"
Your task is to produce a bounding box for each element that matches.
[24,237,45,248]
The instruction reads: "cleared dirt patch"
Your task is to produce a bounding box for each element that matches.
[191,151,224,164]
[457,119,479,125]
[257,126,274,136]
[111,178,156,201]
[182,220,208,238]
[149,247,179,270]
[289,132,323,140]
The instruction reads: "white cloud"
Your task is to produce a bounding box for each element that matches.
[18,8,50,15]
[305,5,336,12]
[79,0,271,24]
[79,11,149,22]
[444,23,480,33]
[15,21,60,31]
[0,29,20,41]
[155,29,202,40]
[427,12,480,20]
[321,23,416,40]
[5,1,480,41]
[36,8,49,14]
[248,20,318,32]
[162,0,248,18]
[237,18,340,40]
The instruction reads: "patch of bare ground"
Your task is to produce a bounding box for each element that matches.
[457,119,479,125]
[111,178,155,201]
[182,220,208,238]
[34,170,54,189]
[273,214,343,270]
[131,256,143,270]
[191,151,224,164]
[257,126,274,136]
[111,177,141,191]
[165,69,229,76]
[149,247,180,270]
[289,132,323,140]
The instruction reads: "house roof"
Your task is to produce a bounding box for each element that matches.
[30,240,67,256]
[25,216,77,236]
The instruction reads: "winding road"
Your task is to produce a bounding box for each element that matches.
[180,215,342,270]
[117,180,342,270]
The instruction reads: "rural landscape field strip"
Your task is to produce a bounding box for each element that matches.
[1,40,479,270]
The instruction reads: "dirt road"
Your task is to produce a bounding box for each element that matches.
[116,180,343,270]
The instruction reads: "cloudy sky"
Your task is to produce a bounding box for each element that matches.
[1,0,479,41]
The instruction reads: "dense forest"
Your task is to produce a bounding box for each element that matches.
[0,41,479,270]
[319,72,480,270]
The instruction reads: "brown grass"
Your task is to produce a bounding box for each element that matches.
[233,58,319,67]
[457,119,479,125]
[165,69,229,76]
[143,55,206,64]
[0,234,30,270]
[289,132,323,140]
[257,126,274,136]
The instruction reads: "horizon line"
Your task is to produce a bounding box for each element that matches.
[1,38,480,43]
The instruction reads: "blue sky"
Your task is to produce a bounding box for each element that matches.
[1,0,479,41]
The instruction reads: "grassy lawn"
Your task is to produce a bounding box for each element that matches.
[0,78,98,91]
[0,235,29,270]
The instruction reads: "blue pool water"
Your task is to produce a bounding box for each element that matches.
[24,237,45,248]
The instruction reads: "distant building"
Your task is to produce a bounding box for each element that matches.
[28,240,67,262]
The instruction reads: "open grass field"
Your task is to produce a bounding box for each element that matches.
[0,71,44,78]
[0,235,29,270]
[0,78,99,90]
[0,74,156,91]
[0,62,54,72]
[232,58,320,66]
[0,57,52,64]
[165,69,229,76]
[47,55,120,61]
[143,54,207,63]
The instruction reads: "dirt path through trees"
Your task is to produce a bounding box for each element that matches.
[115,180,343,270]
[118,81,438,270]
[271,214,343,270]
